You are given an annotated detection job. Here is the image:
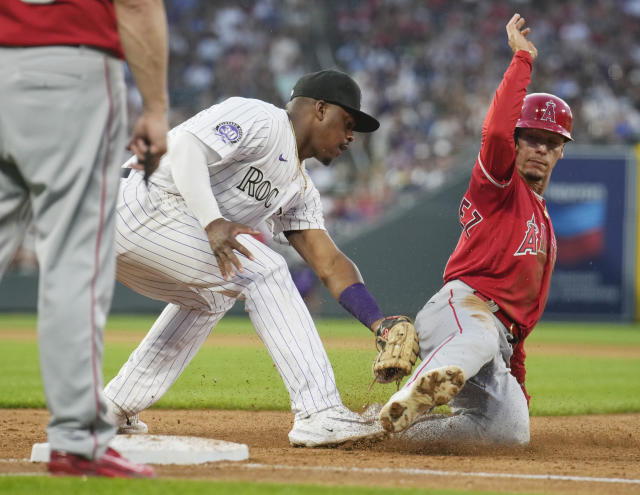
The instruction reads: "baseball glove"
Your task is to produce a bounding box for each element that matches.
[372,315,420,384]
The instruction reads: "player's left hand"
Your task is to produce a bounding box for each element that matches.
[205,218,261,280]
[372,316,420,384]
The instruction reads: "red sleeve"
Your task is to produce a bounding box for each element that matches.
[479,51,533,183]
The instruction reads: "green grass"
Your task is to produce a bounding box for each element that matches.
[0,340,392,410]
[1,313,383,338]
[527,355,640,415]
[0,477,547,495]
[8,313,640,342]
[1,314,637,495]
[1,314,639,415]
[1,340,46,407]
[526,321,640,346]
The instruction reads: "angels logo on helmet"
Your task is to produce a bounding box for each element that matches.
[540,100,557,124]
[516,92,573,141]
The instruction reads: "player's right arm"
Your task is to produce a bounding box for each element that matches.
[169,131,260,280]
[114,0,169,176]
[286,229,384,332]
[478,14,536,183]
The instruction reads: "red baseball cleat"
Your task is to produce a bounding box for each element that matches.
[48,447,155,478]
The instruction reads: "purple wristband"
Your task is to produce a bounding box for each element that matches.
[338,282,384,329]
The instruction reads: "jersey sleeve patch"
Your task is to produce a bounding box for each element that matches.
[181,98,271,162]
[214,121,243,144]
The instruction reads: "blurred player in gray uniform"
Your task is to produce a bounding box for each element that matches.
[0,0,168,478]
[106,70,392,447]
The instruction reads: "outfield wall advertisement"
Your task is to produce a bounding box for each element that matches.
[543,146,637,320]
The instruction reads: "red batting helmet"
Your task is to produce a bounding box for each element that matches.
[516,93,573,141]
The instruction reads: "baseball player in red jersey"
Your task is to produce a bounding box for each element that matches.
[0,0,168,477]
[378,14,573,445]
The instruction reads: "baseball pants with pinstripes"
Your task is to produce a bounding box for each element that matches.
[105,172,343,419]
[400,280,530,445]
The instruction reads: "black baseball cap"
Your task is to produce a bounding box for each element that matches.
[290,69,380,133]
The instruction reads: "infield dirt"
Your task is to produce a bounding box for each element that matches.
[1,409,639,494]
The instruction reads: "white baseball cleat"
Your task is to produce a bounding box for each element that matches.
[379,365,466,433]
[288,405,385,447]
[116,413,149,435]
[106,400,149,435]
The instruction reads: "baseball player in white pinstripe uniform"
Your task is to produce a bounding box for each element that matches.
[105,70,395,447]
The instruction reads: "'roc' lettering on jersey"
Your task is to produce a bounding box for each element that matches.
[237,166,280,208]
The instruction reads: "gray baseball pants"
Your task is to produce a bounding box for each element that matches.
[400,280,530,445]
[0,46,127,459]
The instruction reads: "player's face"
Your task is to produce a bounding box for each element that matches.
[515,128,565,195]
[312,103,355,165]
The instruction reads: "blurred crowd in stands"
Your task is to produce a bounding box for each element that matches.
[8,0,640,272]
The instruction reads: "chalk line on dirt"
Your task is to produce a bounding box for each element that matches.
[2,458,640,485]
[240,462,640,485]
